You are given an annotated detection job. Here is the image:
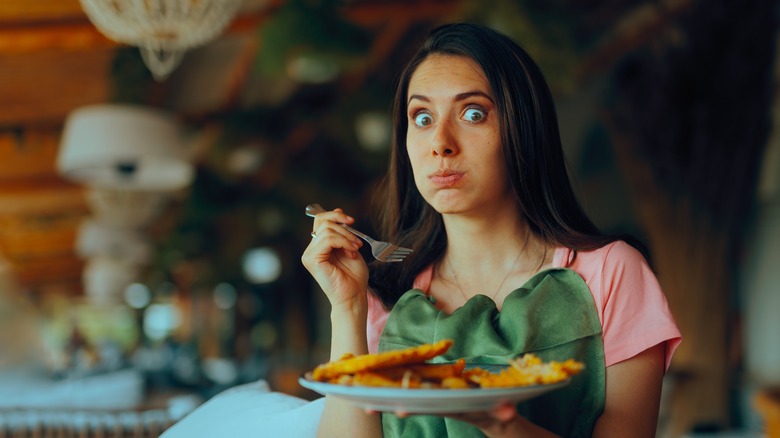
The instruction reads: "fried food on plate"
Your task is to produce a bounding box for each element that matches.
[471,354,586,388]
[312,339,454,381]
[372,358,466,381]
[348,359,467,389]
[352,371,418,388]
[309,340,584,389]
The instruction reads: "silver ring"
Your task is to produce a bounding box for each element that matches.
[311,231,317,239]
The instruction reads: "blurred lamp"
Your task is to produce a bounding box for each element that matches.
[242,247,282,284]
[80,0,244,81]
[286,54,340,84]
[355,111,391,152]
[58,104,194,191]
[213,283,238,310]
[124,283,152,309]
[76,219,152,264]
[86,188,169,228]
[143,303,182,341]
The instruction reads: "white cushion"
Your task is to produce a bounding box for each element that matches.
[161,380,324,438]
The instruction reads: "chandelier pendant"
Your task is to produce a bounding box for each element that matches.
[140,47,185,81]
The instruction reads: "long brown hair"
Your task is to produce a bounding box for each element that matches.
[369,23,637,308]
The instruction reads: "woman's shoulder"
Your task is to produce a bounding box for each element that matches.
[559,240,647,272]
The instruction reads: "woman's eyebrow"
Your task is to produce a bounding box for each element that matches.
[408,94,429,104]
[454,91,493,103]
[407,91,494,105]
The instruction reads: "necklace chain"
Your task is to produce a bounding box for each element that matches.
[447,251,524,303]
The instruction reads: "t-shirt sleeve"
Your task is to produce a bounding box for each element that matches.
[599,242,681,371]
[366,265,432,354]
[366,292,389,354]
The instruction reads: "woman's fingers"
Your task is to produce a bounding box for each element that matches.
[311,208,355,233]
[303,231,360,269]
[308,225,362,257]
[492,402,517,422]
[310,208,363,248]
[442,402,519,432]
[386,406,512,422]
[312,223,363,249]
[301,206,369,306]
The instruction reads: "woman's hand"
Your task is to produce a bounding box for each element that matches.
[384,404,559,438]
[301,207,368,310]
[447,404,560,437]
[444,403,519,436]
[305,209,381,438]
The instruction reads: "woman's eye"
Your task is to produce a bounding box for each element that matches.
[414,113,433,127]
[463,108,486,123]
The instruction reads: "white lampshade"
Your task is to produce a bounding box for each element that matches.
[58,104,194,191]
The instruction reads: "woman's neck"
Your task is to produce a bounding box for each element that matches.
[441,208,545,268]
[430,211,554,312]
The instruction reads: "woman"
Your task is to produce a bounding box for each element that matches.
[302,22,681,437]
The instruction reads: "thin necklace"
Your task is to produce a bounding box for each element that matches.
[447,251,524,303]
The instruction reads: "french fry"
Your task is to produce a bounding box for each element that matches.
[441,377,471,389]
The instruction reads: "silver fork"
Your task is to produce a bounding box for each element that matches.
[305,203,413,262]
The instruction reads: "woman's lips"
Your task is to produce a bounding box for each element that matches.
[429,170,464,187]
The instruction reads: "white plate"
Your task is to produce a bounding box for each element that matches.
[298,373,570,413]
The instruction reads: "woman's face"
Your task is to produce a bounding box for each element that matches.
[406,54,511,216]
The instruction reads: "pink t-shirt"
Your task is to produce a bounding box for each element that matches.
[366,241,682,371]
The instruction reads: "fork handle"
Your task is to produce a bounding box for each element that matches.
[305,203,373,243]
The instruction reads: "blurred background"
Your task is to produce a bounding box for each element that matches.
[0,0,778,436]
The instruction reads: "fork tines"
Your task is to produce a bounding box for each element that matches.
[379,245,414,262]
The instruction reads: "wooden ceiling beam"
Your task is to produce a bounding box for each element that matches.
[0,129,63,181]
[0,23,115,54]
[0,48,115,127]
[0,16,267,55]
[0,214,83,259]
[0,8,278,55]
[0,183,87,216]
[6,256,84,287]
[0,0,84,24]
[0,0,456,55]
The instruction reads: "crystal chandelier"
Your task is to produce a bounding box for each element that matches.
[80,0,244,81]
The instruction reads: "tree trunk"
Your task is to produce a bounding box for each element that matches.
[605,0,777,433]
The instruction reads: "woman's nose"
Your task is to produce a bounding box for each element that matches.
[431,121,458,157]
